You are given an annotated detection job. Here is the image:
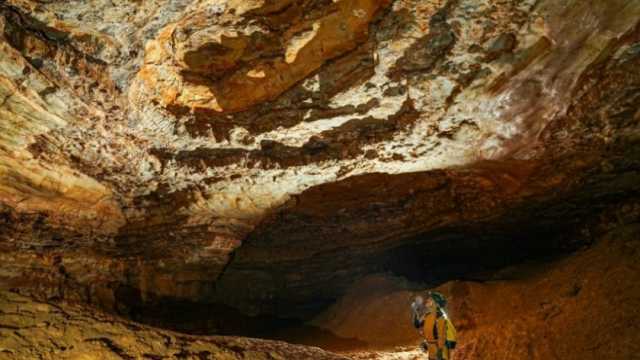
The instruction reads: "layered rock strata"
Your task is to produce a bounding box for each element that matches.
[0,0,638,323]
[0,290,347,360]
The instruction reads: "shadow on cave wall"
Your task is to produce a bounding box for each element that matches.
[113,283,369,351]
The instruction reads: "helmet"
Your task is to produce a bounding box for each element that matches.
[429,291,447,308]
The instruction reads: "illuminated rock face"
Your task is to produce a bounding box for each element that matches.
[0,0,639,322]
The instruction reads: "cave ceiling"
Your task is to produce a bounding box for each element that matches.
[0,0,639,318]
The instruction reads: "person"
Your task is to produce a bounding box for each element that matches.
[411,291,456,360]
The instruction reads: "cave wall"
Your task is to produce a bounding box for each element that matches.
[0,290,348,360]
[315,203,640,359]
[0,0,639,324]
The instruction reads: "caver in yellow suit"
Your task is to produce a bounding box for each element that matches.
[412,291,457,360]
[422,309,451,360]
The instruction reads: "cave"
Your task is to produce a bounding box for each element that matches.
[1,0,640,359]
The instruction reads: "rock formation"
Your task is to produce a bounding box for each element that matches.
[0,0,639,357]
[315,207,640,359]
[0,290,346,360]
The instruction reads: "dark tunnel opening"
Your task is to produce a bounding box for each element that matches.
[382,224,580,286]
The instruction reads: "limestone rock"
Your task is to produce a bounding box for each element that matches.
[0,290,347,360]
[320,218,640,359]
[0,0,639,326]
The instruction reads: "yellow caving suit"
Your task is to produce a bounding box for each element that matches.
[422,311,450,360]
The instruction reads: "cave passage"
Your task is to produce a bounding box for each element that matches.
[2,0,640,358]
[111,220,584,352]
[384,224,577,286]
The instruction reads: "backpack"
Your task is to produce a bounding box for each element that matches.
[444,316,457,349]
